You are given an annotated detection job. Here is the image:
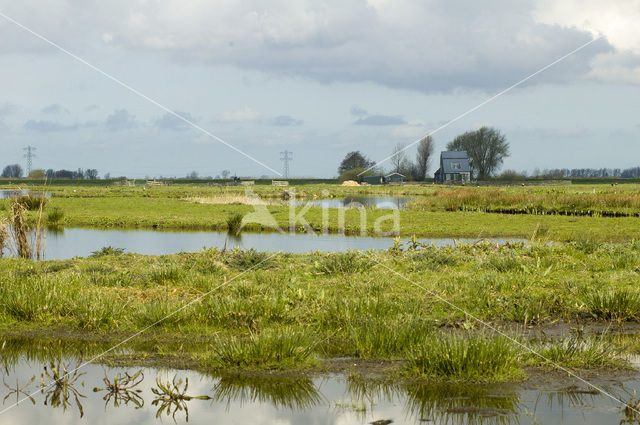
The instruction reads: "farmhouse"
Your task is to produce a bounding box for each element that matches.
[434,151,471,183]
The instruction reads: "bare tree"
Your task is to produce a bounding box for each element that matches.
[221,170,230,179]
[1,164,23,178]
[390,143,407,174]
[415,136,434,180]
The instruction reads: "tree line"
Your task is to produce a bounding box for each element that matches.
[337,126,510,181]
[1,164,99,179]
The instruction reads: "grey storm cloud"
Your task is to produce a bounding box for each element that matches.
[41,104,69,114]
[154,111,196,131]
[354,115,407,126]
[105,109,137,131]
[269,115,303,126]
[24,119,77,132]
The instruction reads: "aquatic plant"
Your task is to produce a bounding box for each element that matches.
[40,358,87,417]
[151,375,210,421]
[93,370,144,409]
[3,376,36,405]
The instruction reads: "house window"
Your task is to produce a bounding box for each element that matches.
[451,162,461,170]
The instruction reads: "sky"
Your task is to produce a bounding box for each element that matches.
[0,0,639,178]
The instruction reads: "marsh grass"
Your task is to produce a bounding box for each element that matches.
[222,248,271,270]
[46,207,64,225]
[348,317,432,358]
[534,335,620,368]
[90,246,125,257]
[226,213,244,235]
[205,329,316,369]
[582,289,640,321]
[314,251,374,274]
[406,333,523,382]
[16,194,46,211]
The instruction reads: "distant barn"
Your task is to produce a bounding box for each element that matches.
[434,151,471,183]
[362,173,406,185]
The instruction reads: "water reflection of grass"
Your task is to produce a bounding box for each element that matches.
[211,374,323,410]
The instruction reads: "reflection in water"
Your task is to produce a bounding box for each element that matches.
[346,377,520,425]
[212,374,323,411]
[9,227,524,260]
[403,383,519,425]
[296,196,410,210]
[40,359,87,417]
[0,338,639,424]
[93,370,144,409]
[151,376,211,422]
[3,375,36,405]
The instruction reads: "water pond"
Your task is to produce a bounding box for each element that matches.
[5,228,523,260]
[295,196,411,210]
[0,346,636,424]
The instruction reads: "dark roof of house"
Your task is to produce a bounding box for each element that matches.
[440,151,471,173]
[441,151,469,159]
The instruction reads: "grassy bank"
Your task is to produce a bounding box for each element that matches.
[3,182,640,241]
[2,195,640,241]
[1,242,639,381]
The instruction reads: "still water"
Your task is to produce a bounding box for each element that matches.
[15,228,522,260]
[0,348,636,424]
[294,196,411,210]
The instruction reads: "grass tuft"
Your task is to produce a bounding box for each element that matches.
[314,251,373,274]
[583,288,640,321]
[406,333,523,382]
[205,328,316,369]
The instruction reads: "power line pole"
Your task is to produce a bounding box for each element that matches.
[280,150,292,179]
[23,145,36,175]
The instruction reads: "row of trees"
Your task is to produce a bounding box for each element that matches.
[1,164,99,179]
[498,167,640,180]
[338,127,510,181]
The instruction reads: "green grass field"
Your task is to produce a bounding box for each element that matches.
[2,181,640,381]
[1,241,638,380]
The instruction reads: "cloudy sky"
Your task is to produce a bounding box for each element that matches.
[0,0,639,178]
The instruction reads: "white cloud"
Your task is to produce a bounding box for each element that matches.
[533,0,640,84]
[220,106,260,123]
[0,0,616,92]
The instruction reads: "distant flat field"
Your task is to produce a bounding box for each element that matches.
[2,182,639,241]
